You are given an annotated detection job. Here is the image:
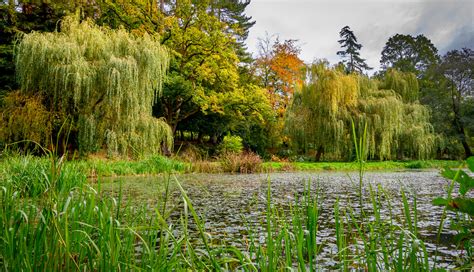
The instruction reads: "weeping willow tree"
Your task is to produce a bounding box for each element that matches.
[286,63,435,160]
[14,16,172,157]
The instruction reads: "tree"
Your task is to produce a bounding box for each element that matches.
[86,0,266,153]
[255,36,304,115]
[4,16,172,157]
[336,26,372,73]
[380,34,439,75]
[437,48,473,158]
[0,1,73,103]
[94,0,166,34]
[269,39,305,114]
[153,0,241,134]
[209,0,255,63]
[176,83,273,154]
[253,35,304,150]
[286,63,435,161]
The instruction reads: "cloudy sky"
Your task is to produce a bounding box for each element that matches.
[245,0,473,71]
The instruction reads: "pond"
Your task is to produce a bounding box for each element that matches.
[100,170,469,270]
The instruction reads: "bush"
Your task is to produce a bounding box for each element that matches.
[405,161,426,169]
[220,152,262,173]
[218,135,243,154]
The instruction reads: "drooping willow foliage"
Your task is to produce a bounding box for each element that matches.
[286,64,435,160]
[14,16,172,157]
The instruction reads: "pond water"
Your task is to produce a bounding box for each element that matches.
[100,170,470,269]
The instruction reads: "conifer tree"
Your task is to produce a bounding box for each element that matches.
[337,26,372,73]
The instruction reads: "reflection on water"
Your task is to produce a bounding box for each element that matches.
[101,170,470,269]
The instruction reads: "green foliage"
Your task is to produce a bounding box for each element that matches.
[14,16,172,157]
[468,156,474,172]
[432,157,474,267]
[0,2,68,99]
[380,34,439,75]
[218,135,244,154]
[404,161,426,169]
[437,48,473,158]
[0,92,58,148]
[441,166,474,196]
[155,1,240,132]
[419,71,467,159]
[70,155,186,177]
[0,154,86,197]
[286,63,435,161]
[432,197,474,216]
[381,69,419,102]
[263,160,461,172]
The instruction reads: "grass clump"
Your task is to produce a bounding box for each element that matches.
[0,173,250,271]
[220,151,263,173]
[0,154,86,197]
[71,154,187,177]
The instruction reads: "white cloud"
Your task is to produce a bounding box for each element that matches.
[245,0,474,71]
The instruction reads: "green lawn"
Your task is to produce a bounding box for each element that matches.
[263,160,463,172]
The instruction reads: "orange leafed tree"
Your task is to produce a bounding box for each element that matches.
[255,36,304,117]
[254,35,304,149]
[270,39,305,115]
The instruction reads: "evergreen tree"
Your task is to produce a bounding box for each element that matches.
[210,0,255,63]
[337,26,372,73]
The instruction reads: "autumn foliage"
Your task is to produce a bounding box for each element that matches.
[255,38,305,117]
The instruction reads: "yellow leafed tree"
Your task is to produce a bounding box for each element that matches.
[286,63,435,160]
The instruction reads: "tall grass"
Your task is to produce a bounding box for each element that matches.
[0,155,86,197]
[219,151,263,174]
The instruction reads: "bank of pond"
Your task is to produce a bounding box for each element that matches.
[0,155,472,270]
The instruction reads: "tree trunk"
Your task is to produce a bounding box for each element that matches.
[397,141,403,160]
[315,145,324,162]
[197,131,203,143]
[159,0,164,13]
[460,131,472,158]
[451,82,472,158]
[454,112,472,158]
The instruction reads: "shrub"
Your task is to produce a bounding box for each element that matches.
[0,92,58,148]
[178,144,208,162]
[405,161,427,169]
[220,152,262,173]
[280,163,295,172]
[218,135,243,154]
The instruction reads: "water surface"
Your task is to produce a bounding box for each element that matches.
[101,170,469,269]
